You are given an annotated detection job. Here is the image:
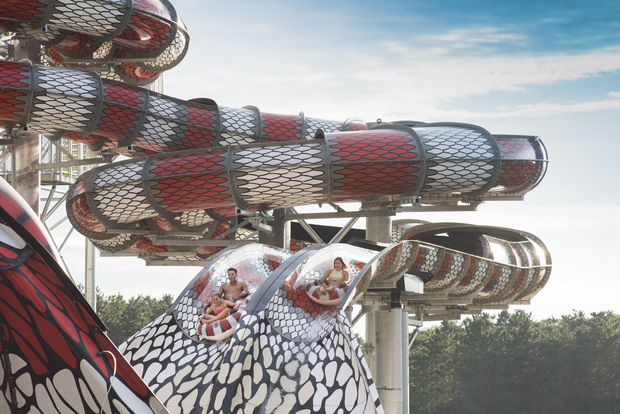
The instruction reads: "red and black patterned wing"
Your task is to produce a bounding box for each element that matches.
[0,177,168,414]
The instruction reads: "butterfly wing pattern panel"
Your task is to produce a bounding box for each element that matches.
[120,243,391,414]
[0,177,169,414]
[118,235,550,414]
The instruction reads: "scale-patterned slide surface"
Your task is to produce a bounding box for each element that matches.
[0,0,189,85]
[1,176,552,413]
[400,222,552,303]
[0,62,373,154]
[65,129,546,239]
[0,177,169,414]
[121,243,387,414]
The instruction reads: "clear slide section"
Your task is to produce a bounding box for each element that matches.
[121,230,550,413]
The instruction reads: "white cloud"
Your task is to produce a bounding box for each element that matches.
[425,98,620,120]
[608,91,620,98]
[168,38,620,122]
[415,27,527,48]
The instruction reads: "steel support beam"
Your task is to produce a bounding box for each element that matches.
[364,213,409,414]
[10,38,40,214]
[258,208,290,249]
[85,239,96,310]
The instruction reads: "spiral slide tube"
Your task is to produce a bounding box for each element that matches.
[0,61,365,155]
[0,60,548,260]
[64,122,547,246]
[0,0,189,85]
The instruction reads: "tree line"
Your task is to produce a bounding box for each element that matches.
[409,309,620,414]
[87,288,620,412]
[82,287,174,345]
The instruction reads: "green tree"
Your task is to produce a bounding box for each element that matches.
[409,310,620,414]
[79,286,173,345]
[409,320,462,414]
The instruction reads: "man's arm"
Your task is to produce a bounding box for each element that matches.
[241,282,250,297]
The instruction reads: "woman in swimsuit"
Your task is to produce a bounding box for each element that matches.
[199,293,239,324]
[317,257,350,294]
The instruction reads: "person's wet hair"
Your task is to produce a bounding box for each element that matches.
[227,268,237,274]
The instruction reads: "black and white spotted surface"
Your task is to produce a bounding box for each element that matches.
[119,243,384,414]
[206,309,382,414]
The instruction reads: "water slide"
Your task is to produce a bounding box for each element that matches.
[120,225,550,413]
[0,59,547,261]
[0,0,552,413]
[0,0,188,85]
[0,181,551,412]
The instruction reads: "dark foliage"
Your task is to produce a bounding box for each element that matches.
[409,310,620,414]
[79,286,173,345]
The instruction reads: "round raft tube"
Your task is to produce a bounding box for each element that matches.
[197,297,250,341]
[305,282,350,306]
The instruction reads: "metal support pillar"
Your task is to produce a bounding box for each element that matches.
[364,310,377,377]
[391,292,404,414]
[11,38,41,214]
[402,308,409,414]
[258,208,290,249]
[85,238,96,310]
[366,214,408,413]
[12,131,40,214]
[345,307,353,323]
[365,214,392,245]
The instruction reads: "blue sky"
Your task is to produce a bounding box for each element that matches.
[54,0,620,322]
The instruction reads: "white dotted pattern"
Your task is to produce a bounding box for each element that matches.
[35,66,99,99]
[233,143,323,169]
[48,0,125,37]
[174,209,215,229]
[422,161,495,193]
[479,265,514,299]
[219,106,258,145]
[30,95,95,132]
[450,259,491,297]
[236,166,327,208]
[148,96,187,121]
[425,253,466,292]
[93,161,145,187]
[304,117,345,139]
[93,184,156,223]
[415,126,494,160]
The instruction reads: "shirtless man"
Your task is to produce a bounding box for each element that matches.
[218,268,250,302]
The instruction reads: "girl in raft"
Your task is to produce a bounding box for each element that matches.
[317,257,350,294]
[199,293,239,324]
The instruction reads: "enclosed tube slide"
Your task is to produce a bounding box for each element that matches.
[0,0,188,85]
[0,61,548,259]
